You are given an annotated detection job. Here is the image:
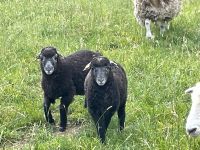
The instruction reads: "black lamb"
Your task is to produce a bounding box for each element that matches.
[37,46,101,132]
[84,56,128,143]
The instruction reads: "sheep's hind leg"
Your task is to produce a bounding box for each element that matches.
[43,98,55,124]
[160,23,166,37]
[160,21,169,36]
[166,22,170,30]
[118,105,126,131]
[145,18,154,39]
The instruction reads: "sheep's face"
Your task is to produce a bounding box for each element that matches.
[185,82,200,137]
[38,47,59,75]
[92,66,110,86]
[91,57,111,86]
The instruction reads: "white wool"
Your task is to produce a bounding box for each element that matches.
[185,82,200,136]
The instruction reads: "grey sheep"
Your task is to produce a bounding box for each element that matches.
[134,0,181,38]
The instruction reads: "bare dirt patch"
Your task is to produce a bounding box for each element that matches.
[2,124,83,150]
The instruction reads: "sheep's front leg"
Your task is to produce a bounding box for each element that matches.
[104,110,114,131]
[59,103,67,132]
[43,97,55,124]
[59,94,74,132]
[90,109,106,143]
[145,18,154,39]
[97,117,106,143]
[94,115,106,143]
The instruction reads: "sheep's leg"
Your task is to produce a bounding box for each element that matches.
[97,117,106,143]
[118,105,125,131]
[43,98,55,124]
[165,21,170,30]
[145,18,154,39]
[160,23,166,37]
[160,21,169,36]
[84,99,87,108]
[59,103,67,132]
[90,110,106,143]
[104,111,114,131]
[59,94,74,132]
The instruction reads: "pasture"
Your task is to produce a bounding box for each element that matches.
[0,0,200,149]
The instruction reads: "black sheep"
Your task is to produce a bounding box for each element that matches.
[37,46,101,132]
[84,56,128,143]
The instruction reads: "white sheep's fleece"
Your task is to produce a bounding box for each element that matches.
[185,82,200,137]
[134,0,181,25]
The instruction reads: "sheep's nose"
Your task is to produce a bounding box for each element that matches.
[98,79,104,83]
[46,65,53,71]
[45,62,54,70]
[187,128,197,135]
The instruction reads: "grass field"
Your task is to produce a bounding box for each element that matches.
[1,0,200,149]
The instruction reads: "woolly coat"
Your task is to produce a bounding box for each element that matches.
[41,50,101,104]
[134,0,181,25]
[85,63,127,118]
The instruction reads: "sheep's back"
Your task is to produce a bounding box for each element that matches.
[134,0,181,24]
[112,63,128,105]
[64,50,101,95]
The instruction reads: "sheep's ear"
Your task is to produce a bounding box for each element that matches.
[83,62,91,71]
[185,87,194,94]
[110,61,118,68]
[36,53,42,59]
[57,53,63,58]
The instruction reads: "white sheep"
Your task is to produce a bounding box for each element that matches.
[185,82,200,137]
[134,0,181,39]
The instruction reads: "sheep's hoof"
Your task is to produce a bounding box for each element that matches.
[146,35,154,39]
[50,122,56,126]
[59,127,66,132]
[117,127,124,132]
[48,119,55,125]
[49,119,55,124]
[100,139,106,144]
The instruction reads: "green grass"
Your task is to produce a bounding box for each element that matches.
[0,0,200,149]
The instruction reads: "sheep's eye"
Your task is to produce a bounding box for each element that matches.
[40,56,45,61]
[52,56,56,61]
[93,68,97,73]
[105,67,109,72]
[52,55,57,62]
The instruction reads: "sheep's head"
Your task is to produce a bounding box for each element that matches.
[185,82,200,137]
[37,47,60,75]
[84,56,113,86]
